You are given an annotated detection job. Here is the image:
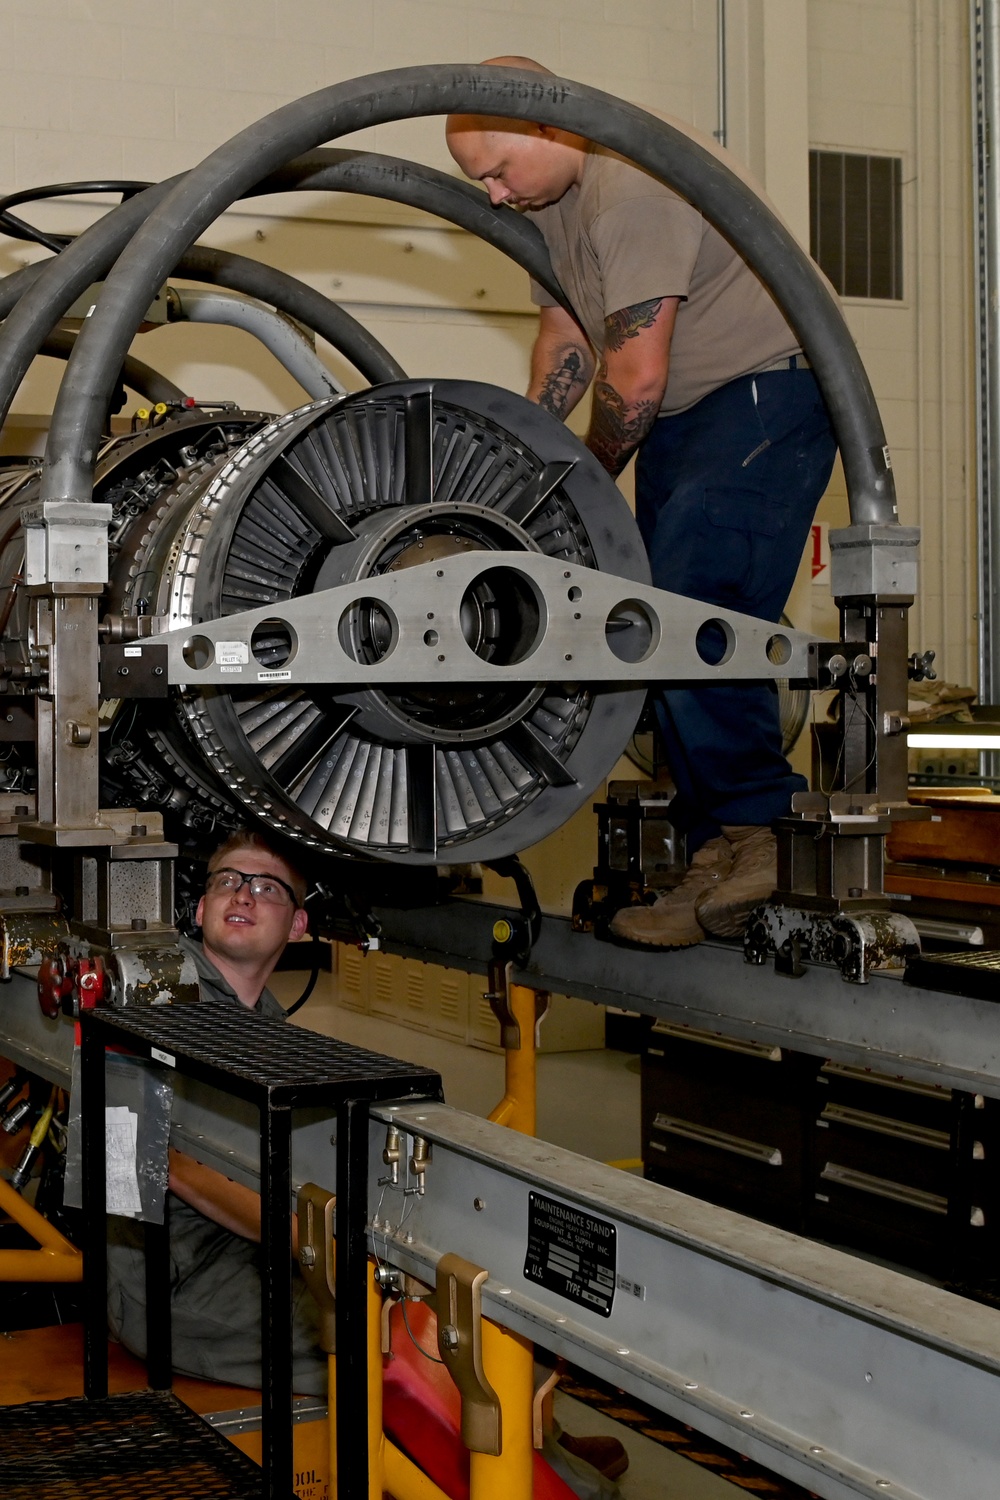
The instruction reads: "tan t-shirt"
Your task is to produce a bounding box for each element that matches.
[530,145,800,416]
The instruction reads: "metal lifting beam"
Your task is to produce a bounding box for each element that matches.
[153,551,822,690]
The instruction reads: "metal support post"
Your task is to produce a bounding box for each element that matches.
[260,1101,293,1499]
[19,500,117,846]
[836,597,913,808]
[143,1204,172,1390]
[80,1015,108,1398]
[336,1097,372,1499]
[758,526,924,978]
[367,1261,384,1500]
[488,982,541,1137]
[469,1321,535,1500]
[485,858,545,1137]
[30,593,103,834]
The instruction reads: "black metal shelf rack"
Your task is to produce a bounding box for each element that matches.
[0,1390,275,1499]
[78,999,442,1500]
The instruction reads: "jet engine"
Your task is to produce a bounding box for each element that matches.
[0,381,648,865]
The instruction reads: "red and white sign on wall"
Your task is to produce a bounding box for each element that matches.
[811,521,829,584]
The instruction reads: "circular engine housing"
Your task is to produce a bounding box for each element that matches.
[0,381,650,864]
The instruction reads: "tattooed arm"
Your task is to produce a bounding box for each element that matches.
[526,304,595,419]
[586,295,679,477]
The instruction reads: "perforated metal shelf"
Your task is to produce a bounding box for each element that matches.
[82,998,442,1107]
[905,948,1000,1001]
[0,1390,287,1499]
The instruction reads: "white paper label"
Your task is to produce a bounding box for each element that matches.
[258,669,292,681]
[123,646,142,658]
[221,665,243,674]
[105,1105,143,1217]
[217,641,249,666]
[150,1046,175,1067]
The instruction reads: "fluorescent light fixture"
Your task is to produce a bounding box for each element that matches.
[907,729,1000,750]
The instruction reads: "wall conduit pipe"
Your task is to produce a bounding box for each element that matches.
[166,286,346,400]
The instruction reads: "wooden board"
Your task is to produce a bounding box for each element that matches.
[888,799,1000,867]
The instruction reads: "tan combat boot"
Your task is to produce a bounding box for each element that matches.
[695,824,777,938]
[609,836,733,948]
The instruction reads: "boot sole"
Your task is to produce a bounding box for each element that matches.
[698,898,771,938]
[608,925,705,949]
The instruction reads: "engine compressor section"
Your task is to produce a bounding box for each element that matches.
[0,383,649,865]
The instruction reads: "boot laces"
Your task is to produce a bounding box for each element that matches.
[655,838,731,904]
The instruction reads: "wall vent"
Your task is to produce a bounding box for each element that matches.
[809,150,903,300]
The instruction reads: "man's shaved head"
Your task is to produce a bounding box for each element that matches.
[446,57,554,142]
[446,57,586,211]
[481,54,553,72]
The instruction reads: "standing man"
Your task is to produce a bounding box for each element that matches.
[446,60,837,948]
[107,829,328,1395]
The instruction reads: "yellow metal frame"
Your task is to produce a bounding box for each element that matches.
[0,1171,82,1282]
[363,1258,536,1500]
[487,983,539,1137]
[372,975,543,1497]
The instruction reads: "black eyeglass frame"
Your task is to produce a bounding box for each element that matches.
[205,867,299,907]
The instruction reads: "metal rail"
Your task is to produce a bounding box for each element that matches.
[369,1098,1000,1500]
[4,962,1000,1498]
[371,900,1000,1100]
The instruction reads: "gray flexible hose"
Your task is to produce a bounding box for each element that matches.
[38,65,895,525]
[259,148,569,310]
[166,286,345,399]
[170,246,403,384]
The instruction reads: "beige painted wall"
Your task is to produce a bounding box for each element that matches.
[807,0,976,688]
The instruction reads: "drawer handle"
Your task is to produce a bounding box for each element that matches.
[650,1023,782,1061]
[821,1062,947,1101]
[650,1113,782,1166]
[820,1103,950,1150]
[819,1162,947,1215]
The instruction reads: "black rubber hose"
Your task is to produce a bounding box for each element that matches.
[170,246,405,384]
[0,147,566,424]
[283,965,320,1018]
[40,329,184,405]
[0,176,404,420]
[0,177,181,431]
[0,179,151,253]
[39,64,896,527]
[260,148,570,311]
[0,260,48,320]
[0,157,568,317]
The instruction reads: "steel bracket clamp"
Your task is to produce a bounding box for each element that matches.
[297,1182,337,1354]
[434,1252,501,1457]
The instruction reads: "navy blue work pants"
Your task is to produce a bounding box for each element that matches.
[634,367,837,852]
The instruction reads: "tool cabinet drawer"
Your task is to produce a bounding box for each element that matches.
[642,1022,818,1229]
